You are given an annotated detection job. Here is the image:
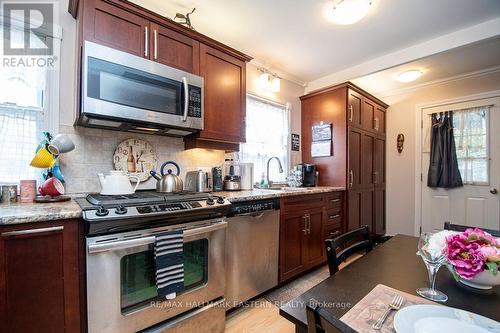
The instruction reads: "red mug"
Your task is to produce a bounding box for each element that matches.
[38,177,65,197]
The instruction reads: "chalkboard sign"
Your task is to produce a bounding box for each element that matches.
[291,133,300,151]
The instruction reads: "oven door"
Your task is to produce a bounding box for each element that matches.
[82,41,203,131]
[86,219,225,333]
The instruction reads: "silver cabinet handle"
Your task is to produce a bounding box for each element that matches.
[154,29,158,60]
[349,105,353,122]
[373,171,378,184]
[182,76,189,122]
[349,170,354,189]
[302,215,308,235]
[308,214,311,234]
[330,199,340,203]
[144,26,148,57]
[2,226,64,237]
[374,117,380,131]
[329,214,341,219]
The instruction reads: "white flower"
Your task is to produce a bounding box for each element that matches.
[426,230,456,259]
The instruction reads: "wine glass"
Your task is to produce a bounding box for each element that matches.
[416,232,448,302]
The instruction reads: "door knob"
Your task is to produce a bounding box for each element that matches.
[490,188,498,194]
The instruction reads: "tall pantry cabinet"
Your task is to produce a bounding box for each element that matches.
[300,83,388,236]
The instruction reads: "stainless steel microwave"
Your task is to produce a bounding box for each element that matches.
[78,41,203,136]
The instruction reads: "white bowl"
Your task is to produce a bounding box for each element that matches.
[447,265,500,290]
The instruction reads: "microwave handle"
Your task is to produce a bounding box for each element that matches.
[182,76,189,122]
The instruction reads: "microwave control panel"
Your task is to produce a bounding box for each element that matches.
[188,86,202,118]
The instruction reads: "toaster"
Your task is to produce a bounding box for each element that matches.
[185,170,212,192]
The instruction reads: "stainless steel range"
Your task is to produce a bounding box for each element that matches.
[76,191,231,333]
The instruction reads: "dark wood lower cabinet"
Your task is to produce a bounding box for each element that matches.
[0,220,83,333]
[279,192,345,283]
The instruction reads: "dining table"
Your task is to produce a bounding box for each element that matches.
[279,234,500,332]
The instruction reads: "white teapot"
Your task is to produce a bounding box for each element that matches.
[98,171,140,195]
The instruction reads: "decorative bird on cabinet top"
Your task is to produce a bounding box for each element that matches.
[174,8,196,30]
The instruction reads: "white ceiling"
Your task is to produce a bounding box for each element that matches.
[132,0,500,83]
[351,37,500,97]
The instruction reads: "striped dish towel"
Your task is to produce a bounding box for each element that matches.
[154,229,185,299]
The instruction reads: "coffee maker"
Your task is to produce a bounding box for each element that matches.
[296,164,317,187]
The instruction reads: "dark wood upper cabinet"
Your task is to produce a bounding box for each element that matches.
[84,0,149,58]
[149,23,200,74]
[192,44,246,144]
[348,88,363,129]
[0,220,82,333]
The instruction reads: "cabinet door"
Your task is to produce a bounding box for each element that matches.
[348,89,363,128]
[361,133,374,188]
[374,188,385,235]
[347,190,362,232]
[198,44,246,143]
[150,23,200,74]
[85,0,149,57]
[0,222,81,332]
[348,129,362,190]
[374,105,386,134]
[363,98,376,132]
[279,211,306,281]
[303,208,325,266]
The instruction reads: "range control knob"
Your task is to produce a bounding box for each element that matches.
[115,205,128,215]
[216,197,225,205]
[95,206,109,217]
[206,197,215,206]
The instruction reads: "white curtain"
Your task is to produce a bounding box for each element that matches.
[453,106,490,185]
[240,95,290,183]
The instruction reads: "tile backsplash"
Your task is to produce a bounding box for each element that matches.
[58,125,226,194]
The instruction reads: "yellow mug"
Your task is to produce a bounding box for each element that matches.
[30,147,56,168]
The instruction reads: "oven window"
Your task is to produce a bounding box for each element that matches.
[120,239,208,312]
[87,57,184,115]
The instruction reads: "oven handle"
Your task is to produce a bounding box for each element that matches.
[182,76,189,122]
[88,221,227,254]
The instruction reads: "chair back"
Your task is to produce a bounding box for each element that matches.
[325,225,373,275]
[444,222,500,237]
[306,302,356,333]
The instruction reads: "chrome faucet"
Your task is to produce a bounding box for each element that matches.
[266,156,283,188]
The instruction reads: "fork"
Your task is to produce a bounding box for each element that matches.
[372,295,404,330]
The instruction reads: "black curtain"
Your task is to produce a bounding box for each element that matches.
[427,111,463,188]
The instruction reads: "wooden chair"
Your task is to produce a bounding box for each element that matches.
[306,302,356,333]
[325,225,373,276]
[444,222,500,237]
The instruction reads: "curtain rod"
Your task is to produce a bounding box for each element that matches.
[247,92,288,109]
[428,104,494,115]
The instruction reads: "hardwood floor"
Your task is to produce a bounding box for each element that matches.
[224,256,363,333]
[225,299,295,333]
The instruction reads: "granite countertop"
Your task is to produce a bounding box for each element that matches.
[0,200,83,225]
[0,187,345,225]
[216,186,345,203]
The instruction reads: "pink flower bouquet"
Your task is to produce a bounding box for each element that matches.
[445,228,500,287]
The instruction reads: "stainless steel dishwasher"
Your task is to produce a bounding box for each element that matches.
[225,198,280,307]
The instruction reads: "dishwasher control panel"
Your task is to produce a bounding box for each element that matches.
[230,199,280,216]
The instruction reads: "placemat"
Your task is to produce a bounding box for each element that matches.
[340,284,438,333]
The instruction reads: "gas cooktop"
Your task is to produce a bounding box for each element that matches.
[75,191,231,236]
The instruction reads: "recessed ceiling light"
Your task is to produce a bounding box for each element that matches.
[397,69,423,83]
[325,0,372,25]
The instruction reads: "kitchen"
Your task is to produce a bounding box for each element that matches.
[1,1,500,333]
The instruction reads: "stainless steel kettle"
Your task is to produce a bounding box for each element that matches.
[150,161,183,193]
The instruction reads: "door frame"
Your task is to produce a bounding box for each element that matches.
[414,89,500,236]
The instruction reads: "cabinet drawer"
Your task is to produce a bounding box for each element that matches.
[325,192,343,210]
[324,224,342,241]
[281,194,325,212]
[325,210,342,227]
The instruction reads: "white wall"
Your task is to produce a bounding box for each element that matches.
[385,70,500,235]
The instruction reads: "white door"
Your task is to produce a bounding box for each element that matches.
[421,97,500,232]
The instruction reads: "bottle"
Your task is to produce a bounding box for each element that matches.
[127,146,136,172]
[259,172,267,187]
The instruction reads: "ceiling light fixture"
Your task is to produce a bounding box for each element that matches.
[396,69,423,83]
[326,0,372,25]
[258,68,281,93]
